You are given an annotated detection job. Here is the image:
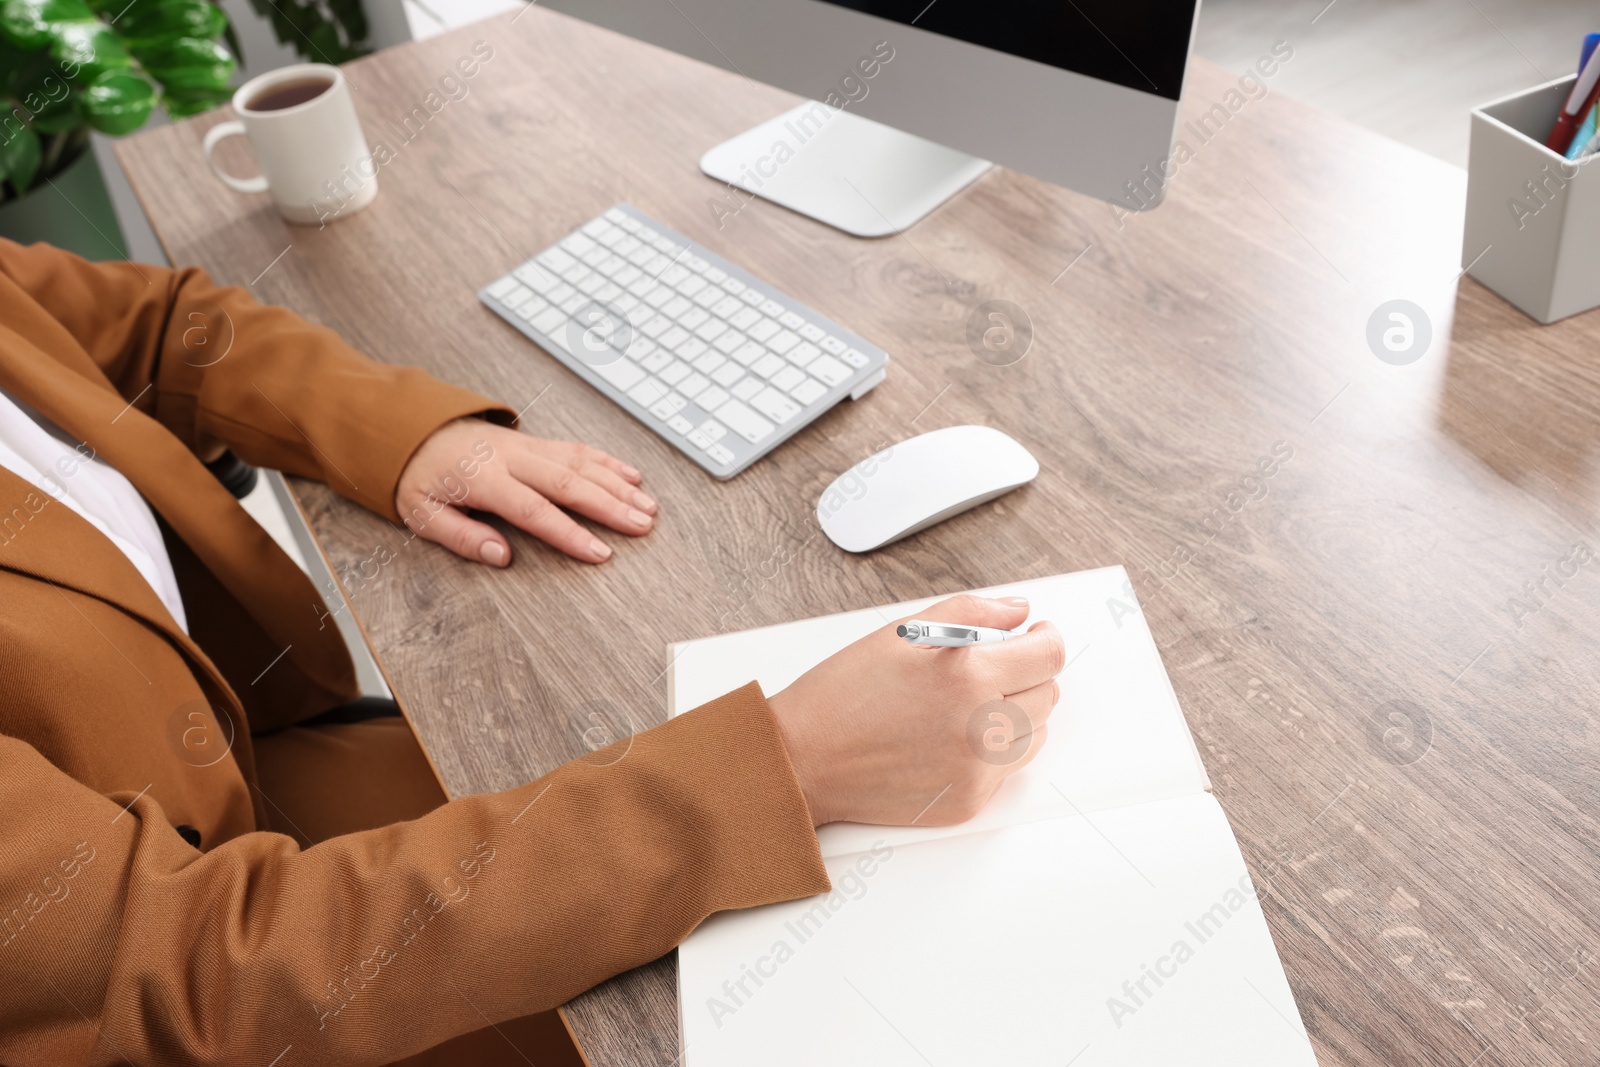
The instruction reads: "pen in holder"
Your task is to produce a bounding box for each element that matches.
[1463,78,1600,324]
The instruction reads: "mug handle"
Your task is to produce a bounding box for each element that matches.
[202,121,269,193]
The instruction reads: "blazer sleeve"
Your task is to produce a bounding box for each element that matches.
[0,238,515,522]
[0,683,831,1067]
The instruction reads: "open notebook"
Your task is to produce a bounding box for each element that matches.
[667,567,1319,1066]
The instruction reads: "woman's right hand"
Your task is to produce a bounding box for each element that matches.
[766,594,1065,828]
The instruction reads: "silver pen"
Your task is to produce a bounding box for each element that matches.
[897,620,1021,647]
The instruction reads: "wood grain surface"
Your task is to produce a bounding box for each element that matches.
[116,8,1600,1066]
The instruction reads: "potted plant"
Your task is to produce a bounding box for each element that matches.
[247,0,369,64]
[0,0,238,256]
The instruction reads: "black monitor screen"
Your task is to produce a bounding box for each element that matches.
[814,1,1197,100]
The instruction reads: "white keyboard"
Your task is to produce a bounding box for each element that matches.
[479,203,889,478]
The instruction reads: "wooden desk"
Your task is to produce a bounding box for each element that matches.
[117,10,1600,1066]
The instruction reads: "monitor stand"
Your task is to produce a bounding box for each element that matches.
[699,103,992,238]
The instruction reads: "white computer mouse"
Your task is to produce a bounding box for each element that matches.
[816,425,1040,553]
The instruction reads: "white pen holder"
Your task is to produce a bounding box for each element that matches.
[1463,77,1600,324]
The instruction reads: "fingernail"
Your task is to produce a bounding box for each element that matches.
[628,508,651,527]
[622,463,641,480]
[591,539,612,560]
[999,596,1029,607]
[634,490,657,513]
[480,541,506,566]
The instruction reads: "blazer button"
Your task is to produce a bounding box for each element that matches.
[176,825,202,848]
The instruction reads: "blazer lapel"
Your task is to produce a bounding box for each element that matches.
[0,328,357,705]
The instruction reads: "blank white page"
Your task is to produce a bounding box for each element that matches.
[679,792,1317,1067]
[669,566,1209,859]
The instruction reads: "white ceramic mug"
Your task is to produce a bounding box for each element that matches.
[203,63,377,226]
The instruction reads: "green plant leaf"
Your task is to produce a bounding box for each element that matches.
[117,0,227,47]
[29,96,80,132]
[0,0,92,50]
[159,84,231,117]
[51,18,132,79]
[77,67,154,134]
[0,123,43,193]
[134,35,234,91]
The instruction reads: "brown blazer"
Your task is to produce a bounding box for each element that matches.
[0,240,829,1065]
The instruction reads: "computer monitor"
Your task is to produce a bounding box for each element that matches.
[540,1,1201,235]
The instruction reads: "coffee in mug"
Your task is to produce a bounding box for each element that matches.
[203,63,377,226]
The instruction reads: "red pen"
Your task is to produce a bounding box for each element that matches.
[1547,47,1600,154]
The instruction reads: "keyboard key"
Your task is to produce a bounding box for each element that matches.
[728,307,762,330]
[487,275,519,298]
[696,386,729,411]
[695,319,728,342]
[515,265,556,291]
[530,307,566,335]
[790,377,828,405]
[730,341,767,367]
[514,299,544,321]
[842,347,870,369]
[626,275,657,298]
[593,283,623,303]
[580,245,610,267]
[714,399,775,444]
[575,274,604,295]
[661,296,692,319]
[750,387,801,424]
[693,286,724,308]
[659,361,691,385]
[658,327,690,350]
[546,282,576,305]
[642,252,673,275]
[678,373,709,399]
[604,207,628,225]
[787,342,821,368]
[808,354,852,386]
[644,287,674,308]
[740,289,764,306]
[713,330,746,354]
[761,299,784,317]
[698,420,727,442]
[678,308,710,331]
[661,264,691,286]
[704,266,728,284]
[693,350,726,374]
[625,337,656,361]
[751,353,786,379]
[501,285,532,308]
[651,235,677,254]
[559,263,590,284]
[732,377,763,401]
[594,357,646,391]
[626,246,656,267]
[642,316,672,339]
[798,322,826,343]
[614,293,640,313]
[720,276,746,294]
[642,348,674,373]
[779,310,804,330]
[711,295,744,318]
[770,365,805,392]
[707,443,736,466]
[613,264,642,287]
[635,225,658,242]
[667,414,695,435]
[687,429,714,451]
[820,335,847,355]
[685,254,710,272]
[615,213,641,232]
[711,362,745,387]
[613,238,643,260]
[536,247,577,272]
[627,378,668,407]
[747,319,780,343]
[561,292,590,315]
[677,275,708,297]
[766,330,800,354]
[650,393,688,419]
[675,338,709,362]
